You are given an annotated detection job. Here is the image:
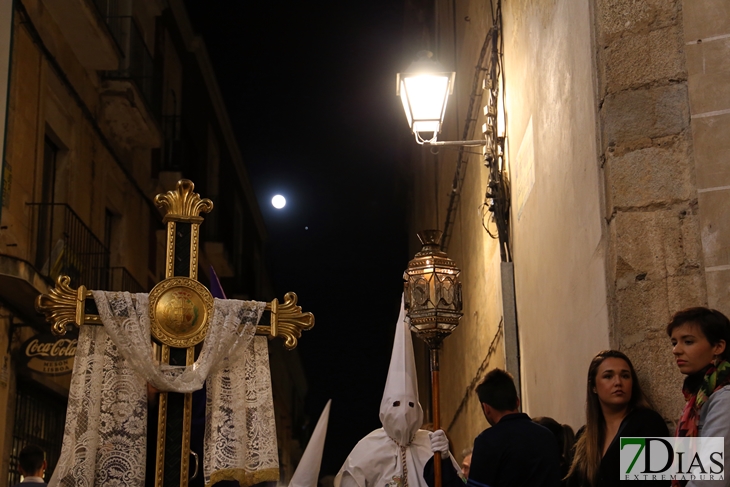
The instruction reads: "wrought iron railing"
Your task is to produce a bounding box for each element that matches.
[28,203,144,292]
[29,203,110,291]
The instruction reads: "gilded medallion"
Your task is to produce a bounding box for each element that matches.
[149,277,213,348]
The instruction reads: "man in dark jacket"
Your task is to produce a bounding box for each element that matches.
[425,368,561,487]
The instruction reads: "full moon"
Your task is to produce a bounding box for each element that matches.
[271,195,286,209]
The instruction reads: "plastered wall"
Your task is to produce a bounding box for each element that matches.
[406,0,506,456]
[501,0,610,428]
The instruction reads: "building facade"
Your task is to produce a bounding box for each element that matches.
[404,0,729,456]
[0,0,305,484]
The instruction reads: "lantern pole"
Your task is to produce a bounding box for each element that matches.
[403,230,463,487]
[430,341,443,487]
[418,331,451,487]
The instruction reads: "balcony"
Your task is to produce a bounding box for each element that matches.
[99,15,161,149]
[28,203,144,293]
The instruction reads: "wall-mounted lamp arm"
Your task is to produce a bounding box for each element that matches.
[422,139,486,147]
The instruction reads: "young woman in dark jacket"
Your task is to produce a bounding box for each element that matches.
[566,350,669,487]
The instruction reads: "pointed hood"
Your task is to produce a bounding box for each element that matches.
[289,400,332,487]
[379,296,423,446]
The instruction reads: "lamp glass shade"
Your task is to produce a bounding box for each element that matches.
[400,75,451,134]
[397,52,455,137]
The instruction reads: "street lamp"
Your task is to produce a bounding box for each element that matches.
[397,51,484,147]
[397,51,454,143]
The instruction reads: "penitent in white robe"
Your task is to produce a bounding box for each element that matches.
[335,296,459,487]
[337,428,434,487]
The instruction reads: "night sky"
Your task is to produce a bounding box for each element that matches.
[184,1,411,477]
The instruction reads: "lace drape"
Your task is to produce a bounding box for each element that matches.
[205,336,279,485]
[49,291,278,487]
[49,318,148,487]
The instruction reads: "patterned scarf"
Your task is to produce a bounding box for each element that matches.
[676,359,730,438]
[672,360,730,487]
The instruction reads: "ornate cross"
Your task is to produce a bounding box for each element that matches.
[35,179,314,487]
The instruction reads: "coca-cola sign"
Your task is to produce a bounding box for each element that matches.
[19,332,77,375]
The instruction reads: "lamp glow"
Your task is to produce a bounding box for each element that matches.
[271,195,286,209]
[397,51,455,143]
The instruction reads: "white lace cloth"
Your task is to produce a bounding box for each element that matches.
[49,291,279,487]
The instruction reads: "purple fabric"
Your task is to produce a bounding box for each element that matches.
[209,266,227,300]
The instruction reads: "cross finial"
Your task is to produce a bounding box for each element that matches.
[154,179,213,223]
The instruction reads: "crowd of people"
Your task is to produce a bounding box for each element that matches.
[422,306,730,487]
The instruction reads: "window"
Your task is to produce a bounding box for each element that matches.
[34,138,58,270]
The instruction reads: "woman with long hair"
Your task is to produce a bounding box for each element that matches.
[667,307,730,487]
[566,350,668,487]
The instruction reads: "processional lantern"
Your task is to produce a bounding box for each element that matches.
[403,230,462,347]
[403,229,462,487]
[36,179,314,487]
[397,51,455,144]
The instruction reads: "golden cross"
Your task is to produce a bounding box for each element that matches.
[35,179,314,487]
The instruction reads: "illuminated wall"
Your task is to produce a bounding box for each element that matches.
[406,0,724,452]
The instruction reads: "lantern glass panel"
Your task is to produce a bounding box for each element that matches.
[400,79,413,127]
[403,230,463,345]
[401,75,450,134]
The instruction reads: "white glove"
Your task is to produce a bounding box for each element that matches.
[428,429,449,455]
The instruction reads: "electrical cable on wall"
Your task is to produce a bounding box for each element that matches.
[440,26,493,251]
[481,1,511,263]
[440,0,511,263]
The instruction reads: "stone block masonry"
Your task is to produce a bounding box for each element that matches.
[596,0,704,419]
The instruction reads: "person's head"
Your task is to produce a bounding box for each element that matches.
[569,350,651,486]
[667,307,730,375]
[533,416,562,438]
[586,350,649,416]
[475,368,519,426]
[460,447,473,477]
[379,299,423,446]
[532,417,575,467]
[18,445,46,478]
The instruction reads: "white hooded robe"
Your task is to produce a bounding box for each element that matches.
[335,298,454,487]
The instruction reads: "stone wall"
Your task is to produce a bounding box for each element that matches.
[0,9,153,480]
[684,2,730,318]
[596,0,701,419]
[0,6,153,284]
